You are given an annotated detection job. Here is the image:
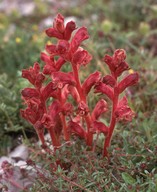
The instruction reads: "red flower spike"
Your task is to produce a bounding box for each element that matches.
[70,27,89,52]
[77,101,89,116]
[72,48,92,66]
[95,82,114,100]
[68,120,86,139]
[20,13,139,157]
[21,88,39,99]
[64,21,76,40]
[114,96,135,121]
[118,72,139,93]
[102,75,116,87]
[45,27,64,39]
[82,71,101,95]
[53,13,65,33]
[91,99,107,121]
[103,49,129,77]
[93,121,108,135]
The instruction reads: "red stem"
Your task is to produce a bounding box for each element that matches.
[58,89,70,141]
[72,63,93,146]
[60,113,70,141]
[49,126,61,147]
[103,86,119,157]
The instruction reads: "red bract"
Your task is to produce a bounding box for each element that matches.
[21,13,139,158]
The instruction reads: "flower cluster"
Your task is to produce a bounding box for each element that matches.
[21,13,139,156]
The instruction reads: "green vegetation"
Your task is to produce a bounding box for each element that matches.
[0,0,156,191]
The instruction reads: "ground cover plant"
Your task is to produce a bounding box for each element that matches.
[0,1,157,191]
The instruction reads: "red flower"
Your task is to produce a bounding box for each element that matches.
[82,71,101,95]
[64,21,76,40]
[52,71,76,89]
[53,13,65,33]
[45,27,64,39]
[70,27,89,53]
[45,44,57,55]
[118,72,139,93]
[68,85,80,102]
[93,121,108,135]
[91,99,107,121]
[21,99,45,125]
[68,120,86,139]
[41,100,61,129]
[72,47,92,66]
[94,82,114,100]
[41,82,56,101]
[21,88,39,99]
[102,75,116,87]
[22,62,45,88]
[114,96,135,121]
[56,40,70,58]
[45,14,64,39]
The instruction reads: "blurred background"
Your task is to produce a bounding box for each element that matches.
[0,0,157,156]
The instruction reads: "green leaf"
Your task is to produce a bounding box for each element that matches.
[122,172,136,185]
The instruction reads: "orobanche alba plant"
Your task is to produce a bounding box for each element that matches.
[21,13,139,157]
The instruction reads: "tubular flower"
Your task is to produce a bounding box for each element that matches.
[68,120,86,139]
[22,62,45,88]
[91,99,108,121]
[94,82,114,100]
[72,47,92,66]
[52,71,76,89]
[118,72,139,93]
[114,96,135,121]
